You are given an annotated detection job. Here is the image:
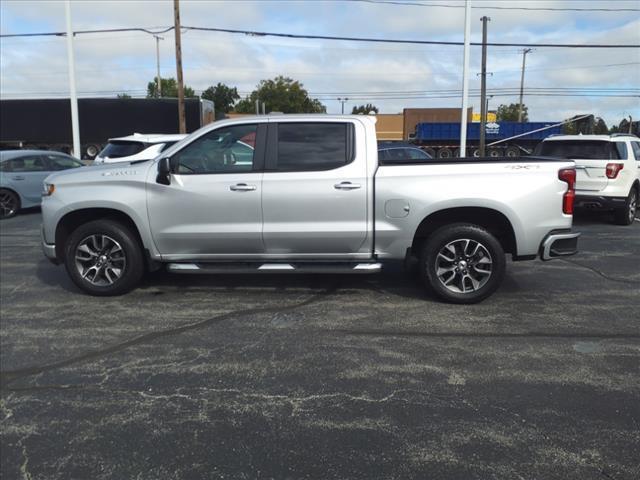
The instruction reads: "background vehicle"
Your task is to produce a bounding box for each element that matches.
[0,150,83,219]
[536,134,640,225]
[412,121,563,158]
[41,115,579,303]
[0,98,214,159]
[378,141,433,164]
[93,133,187,164]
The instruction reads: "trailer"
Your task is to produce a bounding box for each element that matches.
[412,121,563,158]
[0,98,215,159]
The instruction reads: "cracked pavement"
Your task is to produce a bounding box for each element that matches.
[1,209,639,479]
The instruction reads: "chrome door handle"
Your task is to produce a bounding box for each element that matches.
[12,176,25,181]
[229,183,256,191]
[334,181,361,190]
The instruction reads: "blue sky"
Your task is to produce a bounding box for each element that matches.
[1,0,639,126]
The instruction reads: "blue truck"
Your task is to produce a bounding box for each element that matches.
[412,121,563,158]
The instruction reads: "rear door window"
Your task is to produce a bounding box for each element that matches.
[273,123,354,172]
[99,141,148,158]
[45,154,84,171]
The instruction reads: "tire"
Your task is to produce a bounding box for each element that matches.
[423,147,436,158]
[472,148,481,157]
[504,146,520,158]
[613,187,638,226]
[420,223,506,304]
[488,148,501,157]
[0,189,20,219]
[64,219,144,296]
[437,148,452,159]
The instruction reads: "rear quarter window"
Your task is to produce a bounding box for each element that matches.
[614,142,628,160]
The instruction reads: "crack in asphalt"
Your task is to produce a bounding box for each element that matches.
[330,330,640,339]
[560,258,640,285]
[0,287,336,390]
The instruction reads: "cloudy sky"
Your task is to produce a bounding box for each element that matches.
[1,0,639,126]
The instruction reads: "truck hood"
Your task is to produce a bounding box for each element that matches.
[46,159,154,185]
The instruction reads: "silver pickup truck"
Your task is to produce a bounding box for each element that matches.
[41,115,579,303]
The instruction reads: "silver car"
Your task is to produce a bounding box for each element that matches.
[0,150,84,219]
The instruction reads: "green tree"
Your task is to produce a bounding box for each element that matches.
[496,103,528,122]
[351,104,379,114]
[201,82,240,114]
[147,77,195,98]
[234,76,326,114]
[117,93,131,99]
[593,117,608,134]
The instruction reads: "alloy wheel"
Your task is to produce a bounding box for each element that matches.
[0,191,18,218]
[435,238,493,294]
[629,191,637,223]
[74,234,127,286]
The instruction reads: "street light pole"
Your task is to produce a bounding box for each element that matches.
[64,0,80,157]
[459,0,472,158]
[153,35,164,97]
[338,97,349,114]
[518,48,532,123]
[479,15,490,157]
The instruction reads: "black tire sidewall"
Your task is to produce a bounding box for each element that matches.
[0,189,20,219]
[64,219,144,296]
[421,223,506,304]
[613,188,638,226]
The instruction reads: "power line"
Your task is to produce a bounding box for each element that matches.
[2,25,639,48]
[350,0,640,12]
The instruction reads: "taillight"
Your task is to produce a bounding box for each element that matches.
[558,168,576,215]
[605,163,624,179]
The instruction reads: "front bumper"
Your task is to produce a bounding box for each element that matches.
[575,194,627,210]
[41,227,59,264]
[539,230,580,261]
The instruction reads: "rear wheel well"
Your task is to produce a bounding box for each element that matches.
[55,208,145,263]
[412,207,517,257]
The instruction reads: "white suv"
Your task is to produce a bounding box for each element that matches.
[93,133,187,165]
[537,134,639,225]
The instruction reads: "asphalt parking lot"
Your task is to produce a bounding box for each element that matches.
[1,209,639,480]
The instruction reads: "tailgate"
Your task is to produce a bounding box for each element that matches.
[574,159,609,192]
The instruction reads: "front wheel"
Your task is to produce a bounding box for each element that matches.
[613,188,638,226]
[0,189,20,219]
[420,223,506,304]
[64,219,144,296]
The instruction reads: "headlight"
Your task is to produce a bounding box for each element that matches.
[42,183,55,196]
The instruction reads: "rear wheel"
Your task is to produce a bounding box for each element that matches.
[437,147,452,159]
[420,223,506,304]
[64,219,144,296]
[613,187,638,226]
[0,189,20,219]
[504,146,520,158]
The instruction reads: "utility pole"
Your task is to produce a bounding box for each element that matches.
[153,35,164,97]
[173,0,186,133]
[459,0,471,157]
[479,16,490,156]
[64,0,80,158]
[338,97,349,114]
[518,48,532,123]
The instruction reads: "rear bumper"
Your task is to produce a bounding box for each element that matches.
[539,230,580,261]
[575,194,627,210]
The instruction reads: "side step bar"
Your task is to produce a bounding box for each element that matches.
[167,262,382,274]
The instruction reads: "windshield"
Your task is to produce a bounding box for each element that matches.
[98,141,148,159]
[537,140,618,160]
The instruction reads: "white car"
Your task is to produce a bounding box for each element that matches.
[93,133,187,164]
[537,134,640,225]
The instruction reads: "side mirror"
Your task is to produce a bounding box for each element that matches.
[156,157,171,185]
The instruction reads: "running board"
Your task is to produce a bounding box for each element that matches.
[167,262,382,274]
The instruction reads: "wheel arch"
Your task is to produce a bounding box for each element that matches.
[411,206,517,257]
[55,208,148,265]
